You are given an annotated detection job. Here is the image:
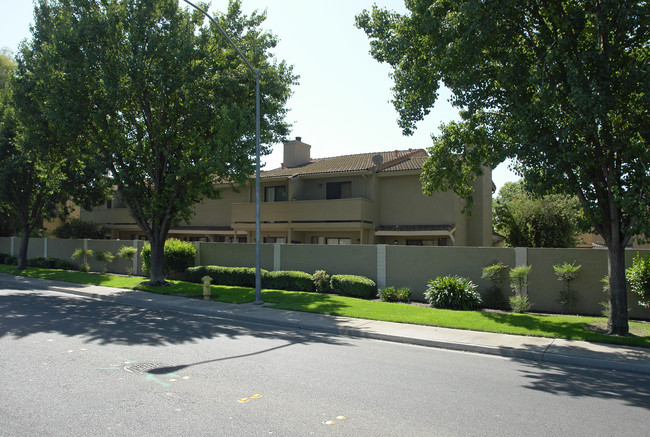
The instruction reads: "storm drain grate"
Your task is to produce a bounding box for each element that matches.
[123,363,174,374]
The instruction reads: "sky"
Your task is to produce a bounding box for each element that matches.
[0,0,519,194]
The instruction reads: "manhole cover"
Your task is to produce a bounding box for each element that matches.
[123,363,176,374]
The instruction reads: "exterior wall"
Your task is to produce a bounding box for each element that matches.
[386,246,515,301]
[198,242,274,270]
[1,236,648,319]
[378,174,456,225]
[466,168,493,246]
[185,188,250,227]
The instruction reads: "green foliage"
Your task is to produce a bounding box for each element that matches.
[264,271,314,292]
[481,262,509,309]
[71,248,93,260]
[509,295,532,314]
[553,262,581,309]
[330,275,377,299]
[79,263,90,273]
[509,265,532,296]
[24,0,297,283]
[378,286,412,303]
[626,254,650,308]
[92,250,114,273]
[494,182,584,248]
[186,265,265,288]
[312,270,331,293]
[53,219,105,240]
[357,0,649,335]
[141,239,196,277]
[481,262,509,288]
[117,245,137,276]
[27,257,75,270]
[425,276,482,310]
[117,246,137,261]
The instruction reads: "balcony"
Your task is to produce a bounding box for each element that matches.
[231,198,376,228]
[80,208,135,225]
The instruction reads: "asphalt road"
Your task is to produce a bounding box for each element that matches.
[2,286,650,437]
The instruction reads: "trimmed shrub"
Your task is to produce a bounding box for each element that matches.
[27,257,75,270]
[509,295,532,313]
[5,255,17,265]
[312,270,331,293]
[265,270,314,292]
[331,274,376,299]
[0,253,10,264]
[481,262,509,309]
[553,261,581,309]
[186,265,265,287]
[626,253,650,308]
[378,286,412,303]
[142,238,196,276]
[425,275,482,310]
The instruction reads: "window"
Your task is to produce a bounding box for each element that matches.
[326,238,352,245]
[265,185,287,202]
[437,238,448,246]
[326,181,352,199]
[264,237,286,244]
[406,239,423,246]
[106,199,112,209]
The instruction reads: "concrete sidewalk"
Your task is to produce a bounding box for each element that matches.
[2,273,650,375]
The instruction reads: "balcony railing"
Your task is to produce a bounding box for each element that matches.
[232,198,375,225]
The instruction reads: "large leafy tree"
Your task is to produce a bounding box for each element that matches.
[494,181,584,248]
[357,1,649,335]
[1,47,109,269]
[25,0,296,284]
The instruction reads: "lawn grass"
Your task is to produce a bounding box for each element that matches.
[1,264,648,347]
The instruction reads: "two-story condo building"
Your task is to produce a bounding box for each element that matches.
[81,137,493,246]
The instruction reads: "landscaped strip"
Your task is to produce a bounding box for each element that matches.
[1,265,648,348]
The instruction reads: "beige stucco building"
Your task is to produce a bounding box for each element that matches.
[81,138,493,246]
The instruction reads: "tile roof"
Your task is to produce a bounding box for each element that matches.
[261,149,428,179]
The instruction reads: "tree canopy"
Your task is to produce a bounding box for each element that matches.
[23,0,297,284]
[494,181,584,248]
[357,0,650,335]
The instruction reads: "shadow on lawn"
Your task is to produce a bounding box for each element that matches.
[0,285,351,349]
[479,311,650,347]
[262,290,351,315]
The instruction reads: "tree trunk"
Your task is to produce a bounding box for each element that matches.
[17,225,30,270]
[148,233,167,286]
[607,242,629,336]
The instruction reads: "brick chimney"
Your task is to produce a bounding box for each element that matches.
[283,137,311,168]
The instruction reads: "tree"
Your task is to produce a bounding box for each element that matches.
[494,181,584,248]
[0,47,108,269]
[357,1,649,335]
[24,0,297,285]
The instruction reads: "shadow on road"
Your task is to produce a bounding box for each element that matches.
[0,288,351,349]
[517,360,650,410]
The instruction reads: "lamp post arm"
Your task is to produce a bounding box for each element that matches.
[183,0,263,305]
[183,0,259,78]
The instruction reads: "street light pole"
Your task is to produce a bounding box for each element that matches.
[183,0,263,305]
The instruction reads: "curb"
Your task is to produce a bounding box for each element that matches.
[2,274,649,376]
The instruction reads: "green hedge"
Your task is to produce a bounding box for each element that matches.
[28,257,76,270]
[331,274,377,299]
[142,238,196,276]
[186,265,265,287]
[265,270,314,292]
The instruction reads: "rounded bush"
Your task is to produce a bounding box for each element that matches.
[378,286,412,303]
[186,265,265,287]
[331,274,376,299]
[142,238,196,276]
[264,270,314,292]
[312,270,331,293]
[425,275,482,310]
